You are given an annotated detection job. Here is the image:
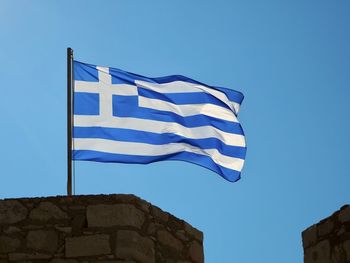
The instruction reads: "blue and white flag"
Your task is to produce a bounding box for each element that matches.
[73,61,246,182]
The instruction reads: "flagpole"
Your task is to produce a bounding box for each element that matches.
[67,47,73,196]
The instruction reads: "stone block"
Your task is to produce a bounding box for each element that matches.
[91,261,135,263]
[344,240,350,261]
[87,204,144,228]
[0,236,20,253]
[151,206,169,222]
[55,225,72,233]
[157,230,183,252]
[176,230,189,242]
[27,230,58,253]
[71,214,86,235]
[8,252,52,261]
[339,206,350,223]
[65,234,111,257]
[29,202,68,221]
[115,230,155,263]
[0,200,27,224]
[330,244,346,263]
[22,224,43,230]
[168,218,183,231]
[3,226,21,234]
[146,222,164,236]
[302,225,318,249]
[188,240,204,263]
[184,222,203,242]
[318,219,334,237]
[50,259,79,263]
[304,239,330,263]
[138,201,150,213]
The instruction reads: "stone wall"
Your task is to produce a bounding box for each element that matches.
[302,205,350,263]
[0,194,204,263]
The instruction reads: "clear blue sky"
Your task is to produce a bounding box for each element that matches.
[1,1,349,262]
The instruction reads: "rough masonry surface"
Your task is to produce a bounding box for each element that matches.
[0,194,204,263]
[302,205,350,263]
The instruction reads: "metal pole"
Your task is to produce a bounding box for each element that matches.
[67,47,73,196]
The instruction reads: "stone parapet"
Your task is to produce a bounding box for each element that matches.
[302,205,350,263]
[0,194,204,263]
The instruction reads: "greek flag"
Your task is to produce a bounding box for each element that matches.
[73,61,246,182]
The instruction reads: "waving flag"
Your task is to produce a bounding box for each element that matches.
[72,61,246,182]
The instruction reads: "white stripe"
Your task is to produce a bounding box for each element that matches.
[74,81,100,93]
[75,81,137,96]
[139,96,238,123]
[110,84,137,96]
[96,66,111,84]
[74,138,244,171]
[96,67,112,118]
[135,80,241,114]
[74,115,246,147]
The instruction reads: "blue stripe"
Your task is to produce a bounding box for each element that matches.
[112,95,244,135]
[73,126,247,159]
[213,86,244,105]
[138,87,233,110]
[73,150,241,182]
[74,92,99,115]
[74,61,99,82]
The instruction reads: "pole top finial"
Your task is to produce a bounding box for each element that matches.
[67,47,73,57]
